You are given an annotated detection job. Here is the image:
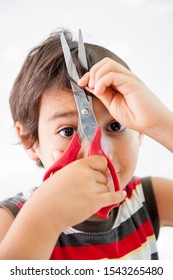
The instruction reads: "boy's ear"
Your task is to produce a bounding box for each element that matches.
[15,121,39,161]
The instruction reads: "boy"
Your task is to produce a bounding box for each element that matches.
[0,29,173,260]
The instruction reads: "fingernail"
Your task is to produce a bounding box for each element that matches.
[107,175,112,181]
[78,73,88,83]
[78,77,84,85]
[122,190,127,197]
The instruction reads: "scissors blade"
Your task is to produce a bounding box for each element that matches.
[60,32,98,143]
[60,32,80,83]
[78,29,93,108]
[78,29,88,70]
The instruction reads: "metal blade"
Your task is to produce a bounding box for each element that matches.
[60,32,80,83]
[60,32,98,143]
[78,29,88,70]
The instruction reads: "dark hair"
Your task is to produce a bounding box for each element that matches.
[9,28,129,148]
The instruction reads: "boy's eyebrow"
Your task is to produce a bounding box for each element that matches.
[47,110,78,122]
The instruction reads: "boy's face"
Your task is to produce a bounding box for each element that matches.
[29,87,141,189]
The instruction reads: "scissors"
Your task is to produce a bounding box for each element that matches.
[43,30,120,219]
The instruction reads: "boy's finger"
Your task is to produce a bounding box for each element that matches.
[97,190,126,208]
[78,72,90,86]
[86,155,108,172]
[87,58,124,88]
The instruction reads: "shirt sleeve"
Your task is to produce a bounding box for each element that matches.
[0,188,37,218]
[141,176,160,239]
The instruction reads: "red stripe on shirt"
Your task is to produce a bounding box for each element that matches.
[124,177,141,199]
[50,219,154,260]
[17,202,24,209]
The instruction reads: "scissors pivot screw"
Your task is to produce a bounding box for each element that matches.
[82,108,90,116]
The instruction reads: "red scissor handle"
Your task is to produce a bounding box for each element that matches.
[43,128,120,219]
[43,133,81,181]
[89,127,120,219]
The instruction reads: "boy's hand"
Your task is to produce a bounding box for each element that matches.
[40,155,126,231]
[0,156,125,260]
[78,58,173,143]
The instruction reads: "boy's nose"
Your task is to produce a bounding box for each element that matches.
[76,133,114,161]
[77,138,91,159]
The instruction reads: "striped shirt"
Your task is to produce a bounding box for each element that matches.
[0,177,159,260]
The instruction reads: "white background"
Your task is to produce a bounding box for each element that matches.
[0,0,173,259]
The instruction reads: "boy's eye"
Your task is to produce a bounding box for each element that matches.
[59,127,76,138]
[107,121,126,132]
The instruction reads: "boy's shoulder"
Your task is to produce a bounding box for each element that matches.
[0,187,37,218]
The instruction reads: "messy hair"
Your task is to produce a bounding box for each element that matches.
[9,28,129,148]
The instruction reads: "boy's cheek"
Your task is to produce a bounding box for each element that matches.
[52,150,63,160]
[115,137,140,189]
[38,150,64,170]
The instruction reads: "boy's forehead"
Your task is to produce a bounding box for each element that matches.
[42,88,74,104]
[39,88,78,117]
[39,87,104,124]
[41,87,94,111]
